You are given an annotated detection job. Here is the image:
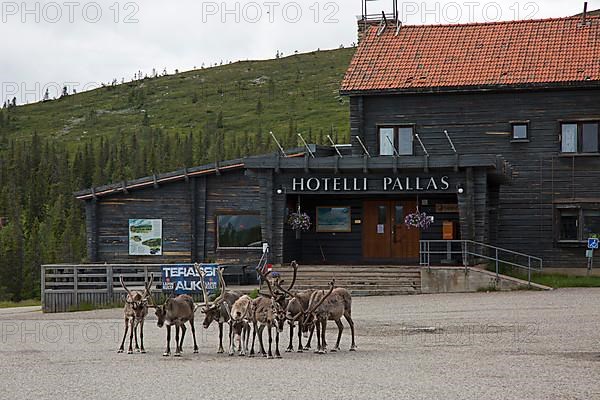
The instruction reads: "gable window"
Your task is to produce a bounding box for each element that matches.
[378,126,414,156]
[511,123,528,140]
[560,122,599,154]
[217,214,262,249]
[556,204,600,244]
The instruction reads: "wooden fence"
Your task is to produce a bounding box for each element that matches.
[42,264,180,313]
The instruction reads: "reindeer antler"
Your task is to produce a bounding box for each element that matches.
[214,268,227,304]
[194,263,210,306]
[306,280,335,314]
[275,278,296,299]
[119,275,133,299]
[286,260,299,292]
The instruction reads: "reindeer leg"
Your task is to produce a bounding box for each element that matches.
[163,325,171,357]
[305,325,314,350]
[297,322,304,353]
[258,324,267,357]
[332,319,343,352]
[134,320,140,352]
[314,321,322,354]
[190,319,199,353]
[174,325,181,357]
[118,317,128,353]
[139,319,146,353]
[228,322,235,356]
[217,322,224,353]
[345,312,357,351]
[321,319,329,354]
[267,323,273,359]
[249,322,257,357]
[127,317,135,354]
[180,324,187,354]
[275,327,281,358]
[286,322,294,352]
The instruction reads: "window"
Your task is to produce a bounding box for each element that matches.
[561,122,599,154]
[217,214,262,249]
[511,123,528,140]
[378,126,414,156]
[556,205,600,243]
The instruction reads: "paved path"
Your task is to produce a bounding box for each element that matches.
[1,289,600,399]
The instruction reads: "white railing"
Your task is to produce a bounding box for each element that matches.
[420,240,543,286]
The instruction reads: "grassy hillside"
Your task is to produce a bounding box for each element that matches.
[3,47,355,152]
[0,47,355,302]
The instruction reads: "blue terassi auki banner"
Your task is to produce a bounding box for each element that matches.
[161,264,219,295]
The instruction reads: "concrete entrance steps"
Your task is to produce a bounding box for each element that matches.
[272,265,422,296]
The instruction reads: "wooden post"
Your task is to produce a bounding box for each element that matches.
[40,265,46,312]
[107,265,113,300]
[73,266,79,308]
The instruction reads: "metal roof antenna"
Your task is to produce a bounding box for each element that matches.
[327,135,343,158]
[443,130,457,153]
[395,19,402,36]
[377,11,387,36]
[269,131,287,157]
[415,134,429,157]
[355,135,371,157]
[297,133,315,158]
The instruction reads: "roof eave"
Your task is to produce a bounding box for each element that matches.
[340,81,600,96]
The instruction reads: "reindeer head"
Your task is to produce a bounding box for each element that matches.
[154,301,169,328]
[120,274,154,320]
[301,281,335,334]
[194,265,228,329]
[271,299,286,332]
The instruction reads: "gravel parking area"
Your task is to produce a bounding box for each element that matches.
[1,289,600,400]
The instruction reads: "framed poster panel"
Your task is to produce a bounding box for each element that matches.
[129,219,162,255]
[316,207,351,233]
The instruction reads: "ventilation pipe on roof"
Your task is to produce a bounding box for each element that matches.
[582,2,588,25]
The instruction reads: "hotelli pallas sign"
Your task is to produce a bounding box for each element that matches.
[290,176,450,192]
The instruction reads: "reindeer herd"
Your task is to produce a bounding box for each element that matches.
[117,261,356,358]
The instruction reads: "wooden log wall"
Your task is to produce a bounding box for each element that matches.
[353,88,600,267]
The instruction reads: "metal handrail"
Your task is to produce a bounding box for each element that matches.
[419,240,543,286]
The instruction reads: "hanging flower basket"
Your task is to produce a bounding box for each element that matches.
[287,211,311,232]
[404,210,434,230]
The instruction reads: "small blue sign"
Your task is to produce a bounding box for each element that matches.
[161,264,219,295]
[588,238,599,250]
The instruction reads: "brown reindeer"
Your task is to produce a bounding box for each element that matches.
[302,281,357,354]
[118,274,153,354]
[195,265,241,355]
[250,275,286,358]
[230,295,253,356]
[275,279,315,352]
[153,294,199,357]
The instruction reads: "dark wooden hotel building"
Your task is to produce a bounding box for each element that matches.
[76,14,600,271]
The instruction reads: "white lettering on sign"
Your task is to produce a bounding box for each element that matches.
[316,176,450,193]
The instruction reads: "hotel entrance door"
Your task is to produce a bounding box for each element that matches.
[363,200,420,261]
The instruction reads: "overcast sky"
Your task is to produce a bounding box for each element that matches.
[1,0,596,103]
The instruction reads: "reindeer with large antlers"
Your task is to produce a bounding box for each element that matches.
[195,265,241,355]
[153,293,199,357]
[118,274,153,354]
[250,272,286,358]
[302,281,357,354]
[275,278,315,353]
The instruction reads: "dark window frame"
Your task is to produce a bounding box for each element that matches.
[555,204,600,245]
[215,212,263,251]
[510,121,529,142]
[376,125,415,156]
[559,121,600,155]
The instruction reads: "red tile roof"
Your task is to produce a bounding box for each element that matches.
[341,16,600,93]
